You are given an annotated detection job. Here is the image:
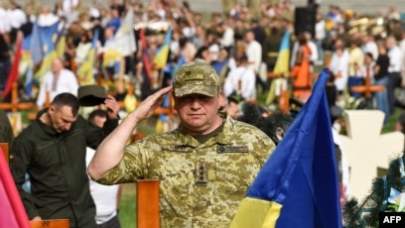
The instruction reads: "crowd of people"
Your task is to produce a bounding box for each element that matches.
[0,1,403,124]
[0,0,405,227]
[0,1,404,119]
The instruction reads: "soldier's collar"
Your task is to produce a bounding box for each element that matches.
[172,128,200,148]
[173,117,234,147]
[213,116,235,145]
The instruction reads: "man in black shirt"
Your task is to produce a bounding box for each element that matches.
[375,44,390,119]
[10,93,119,228]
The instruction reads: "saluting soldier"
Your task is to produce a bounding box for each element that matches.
[88,62,276,227]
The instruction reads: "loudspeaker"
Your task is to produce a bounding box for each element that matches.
[294,6,316,37]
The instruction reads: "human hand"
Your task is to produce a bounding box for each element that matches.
[104,95,120,119]
[131,86,172,122]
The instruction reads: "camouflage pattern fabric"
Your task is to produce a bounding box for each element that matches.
[98,117,275,227]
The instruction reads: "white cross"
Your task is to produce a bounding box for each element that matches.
[339,110,404,201]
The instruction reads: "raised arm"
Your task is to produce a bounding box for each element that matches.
[88,86,172,180]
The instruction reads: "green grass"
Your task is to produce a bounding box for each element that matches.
[118,184,137,227]
[382,108,403,133]
[117,119,157,228]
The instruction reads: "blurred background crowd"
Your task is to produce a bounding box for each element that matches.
[0,0,403,121]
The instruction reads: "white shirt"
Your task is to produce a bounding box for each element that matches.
[224,66,256,100]
[291,41,318,65]
[246,40,262,73]
[221,27,234,47]
[308,40,318,63]
[182,26,195,38]
[358,63,375,79]
[388,46,402,73]
[290,42,299,68]
[36,69,79,108]
[75,42,92,64]
[0,8,11,33]
[362,41,378,61]
[63,0,79,13]
[86,147,119,224]
[8,8,26,29]
[37,13,59,27]
[315,20,326,41]
[401,39,405,75]
[329,49,350,91]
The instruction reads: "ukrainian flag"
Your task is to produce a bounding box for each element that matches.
[77,30,99,85]
[273,31,290,75]
[153,27,172,70]
[267,31,290,104]
[35,35,65,79]
[231,69,342,228]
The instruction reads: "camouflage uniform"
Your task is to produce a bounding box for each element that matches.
[97,63,276,227]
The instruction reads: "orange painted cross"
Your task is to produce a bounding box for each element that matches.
[279,90,290,114]
[0,82,35,113]
[351,74,384,98]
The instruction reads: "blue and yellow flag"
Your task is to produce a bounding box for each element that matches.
[29,23,44,65]
[231,69,342,228]
[153,27,172,69]
[273,31,290,75]
[35,35,65,79]
[77,30,99,85]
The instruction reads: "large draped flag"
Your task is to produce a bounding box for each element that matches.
[1,35,22,98]
[102,10,135,77]
[231,69,342,228]
[24,21,60,65]
[111,9,136,57]
[35,34,65,79]
[29,23,44,65]
[21,21,62,97]
[153,27,172,69]
[0,147,30,228]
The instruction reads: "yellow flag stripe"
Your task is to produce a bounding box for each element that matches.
[230,197,282,228]
[273,49,289,75]
[154,45,169,69]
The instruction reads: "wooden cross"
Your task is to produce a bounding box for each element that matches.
[350,72,384,98]
[30,219,69,228]
[0,82,36,113]
[0,143,8,162]
[279,90,290,114]
[136,180,160,228]
[339,110,404,201]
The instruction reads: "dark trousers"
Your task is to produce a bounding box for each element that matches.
[256,74,269,95]
[387,72,402,114]
[97,216,121,228]
[0,60,11,91]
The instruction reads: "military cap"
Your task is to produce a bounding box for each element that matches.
[78,85,107,106]
[173,62,220,97]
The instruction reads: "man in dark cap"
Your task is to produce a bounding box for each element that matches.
[10,93,119,228]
